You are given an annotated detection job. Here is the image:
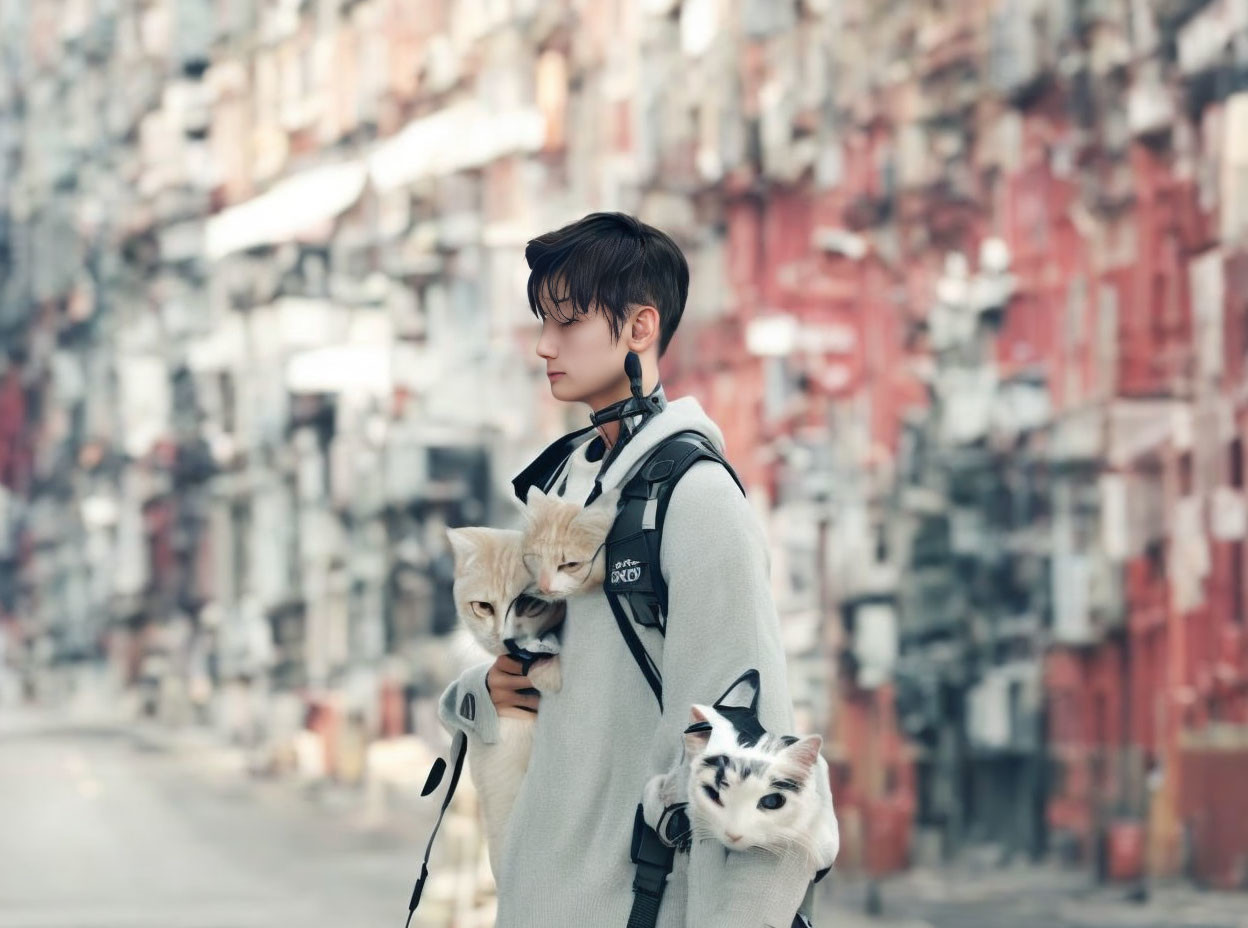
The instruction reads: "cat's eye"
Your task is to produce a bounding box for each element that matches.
[558,561,582,572]
[701,784,722,806]
[758,793,786,811]
[470,601,494,617]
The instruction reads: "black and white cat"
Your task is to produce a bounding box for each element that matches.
[642,670,839,886]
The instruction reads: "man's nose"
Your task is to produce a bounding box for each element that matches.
[536,329,557,360]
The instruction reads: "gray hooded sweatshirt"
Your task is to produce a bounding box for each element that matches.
[437,394,814,927]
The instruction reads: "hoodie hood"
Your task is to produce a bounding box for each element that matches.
[593,394,726,494]
[510,391,727,505]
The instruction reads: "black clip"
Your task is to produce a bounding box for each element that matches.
[656,802,692,851]
[630,803,675,871]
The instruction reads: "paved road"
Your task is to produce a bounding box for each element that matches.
[2,711,1244,928]
[818,861,1248,928]
[0,716,430,928]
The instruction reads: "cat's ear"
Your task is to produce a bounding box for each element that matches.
[782,734,823,777]
[683,704,714,758]
[445,526,481,569]
[713,668,761,715]
[521,485,550,524]
[587,485,622,512]
[573,485,622,531]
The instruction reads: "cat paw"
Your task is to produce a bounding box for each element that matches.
[641,773,670,833]
[642,763,687,818]
[527,655,562,693]
[656,765,685,807]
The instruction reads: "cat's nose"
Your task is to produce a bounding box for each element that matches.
[725,832,742,843]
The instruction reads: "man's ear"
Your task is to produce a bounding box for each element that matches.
[627,305,661,353]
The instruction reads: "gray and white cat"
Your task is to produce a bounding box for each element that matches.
[444,485,620,877]
[642,670,840,880]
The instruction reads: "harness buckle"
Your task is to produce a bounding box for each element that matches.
[656,802,692,851]
[630,803,675,872]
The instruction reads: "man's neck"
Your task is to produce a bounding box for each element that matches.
[587,359,659,451]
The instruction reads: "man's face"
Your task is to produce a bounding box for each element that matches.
[535,298,631,407]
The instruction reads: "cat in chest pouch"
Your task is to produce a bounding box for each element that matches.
[519,483,620,601]
[445,483,620,877]
[642,670,840,879]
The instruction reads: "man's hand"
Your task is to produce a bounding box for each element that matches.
[485,654,542,719]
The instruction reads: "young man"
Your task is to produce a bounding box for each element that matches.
[438,213,814,926]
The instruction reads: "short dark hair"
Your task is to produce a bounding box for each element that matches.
[525,212,689,357]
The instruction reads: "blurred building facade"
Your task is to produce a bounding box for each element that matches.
[1,0,1247,891]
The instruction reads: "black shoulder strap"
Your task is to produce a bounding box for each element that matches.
[648,432,745,621]
[603,430,744,711]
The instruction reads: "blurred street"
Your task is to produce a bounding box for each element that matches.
[820,866,1248,928]
[3,0,1248,919]
[0,708,437,928]
[3,704,1246,928]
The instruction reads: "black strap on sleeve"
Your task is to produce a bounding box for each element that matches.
[404,729,468,927]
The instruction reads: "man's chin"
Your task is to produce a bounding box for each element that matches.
[548,378,584,403]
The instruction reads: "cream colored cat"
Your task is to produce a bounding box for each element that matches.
[445,526,565,877]
[444,484,620,876]
[519,485,621,596]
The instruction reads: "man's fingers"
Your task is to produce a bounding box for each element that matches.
[495,654,525,675]
[485,657,540,713]
[497,672,535,692]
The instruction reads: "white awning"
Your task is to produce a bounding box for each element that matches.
[368,101,545,192]
[286,343,392,397]
[205,161,368,259]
